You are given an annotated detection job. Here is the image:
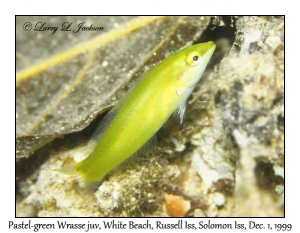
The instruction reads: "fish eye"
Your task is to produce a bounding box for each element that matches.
[186,51,201,67]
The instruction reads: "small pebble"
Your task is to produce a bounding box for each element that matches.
[165,194,191,217]
[213,192,226,207]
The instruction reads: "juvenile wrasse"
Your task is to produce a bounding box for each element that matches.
[64,41,216,184]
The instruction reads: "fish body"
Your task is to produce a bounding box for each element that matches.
[72,42,216,183]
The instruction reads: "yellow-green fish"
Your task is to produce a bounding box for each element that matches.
[64,41,215,184]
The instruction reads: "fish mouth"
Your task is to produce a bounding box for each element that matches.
[206,41,216,55]
[207,41,216,49]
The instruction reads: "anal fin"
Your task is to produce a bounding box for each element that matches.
[119,134,157,169]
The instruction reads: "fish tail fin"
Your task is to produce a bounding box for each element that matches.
[52,164,77,174]
[52,164,101,191]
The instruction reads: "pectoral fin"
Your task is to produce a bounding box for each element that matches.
[173,101,187,124]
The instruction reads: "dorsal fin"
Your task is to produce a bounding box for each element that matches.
[85,102,122,153]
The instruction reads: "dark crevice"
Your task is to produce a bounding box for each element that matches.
[194,16,237,66]
[255,159,276,192]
